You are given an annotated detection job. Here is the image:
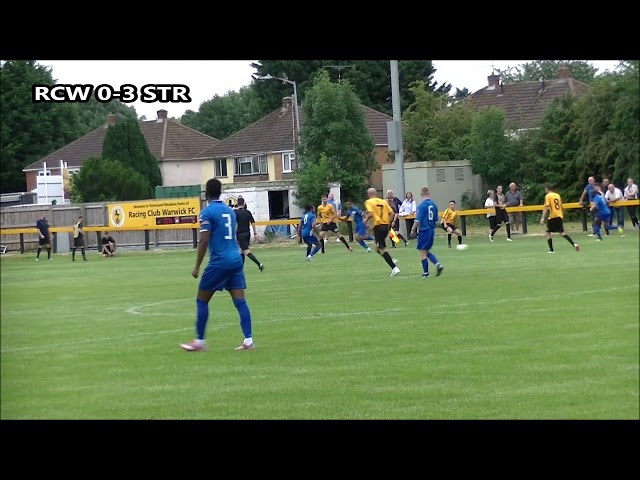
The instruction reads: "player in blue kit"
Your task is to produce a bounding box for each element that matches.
[180,178,255,352]
[343,201,372,252]
[590,185,611,241]
[410,186,444,278]
[298,205,321,261]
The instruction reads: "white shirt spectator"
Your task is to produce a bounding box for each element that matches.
[484,197,496,217]
[624,182,639,200]
[399,198,416,217]
[605,187,623,204]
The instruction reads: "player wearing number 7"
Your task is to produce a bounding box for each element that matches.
[180,178,255,352]
[540,184,579,254]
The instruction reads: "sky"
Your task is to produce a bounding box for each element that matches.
[36,60,621,120]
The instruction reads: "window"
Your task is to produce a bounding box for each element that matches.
[436,168,446,183]
[234,155,267,176]
[38,170,52,176]
[69,169,80,176]
[454,167,464,183]
[215,159,227,178]
[282,152,296,173]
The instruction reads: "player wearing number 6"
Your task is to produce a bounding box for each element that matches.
[540,184,579,254]
[411,187,443,278]
[180,178,255,352]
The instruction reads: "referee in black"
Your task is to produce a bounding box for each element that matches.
[235,197,264,272]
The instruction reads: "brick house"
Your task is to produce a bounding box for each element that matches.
[195,97,393,191]
[22,109,220,195]
[466,62,591,132]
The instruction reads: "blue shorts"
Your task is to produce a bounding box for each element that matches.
[595,214,610,223]
[354,223,367,236]
[416,229,435,251]
[199,265,246,292]
[302,235,318,245]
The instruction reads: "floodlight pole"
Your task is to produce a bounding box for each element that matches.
[256,75,300,145]
[390,60,405,199]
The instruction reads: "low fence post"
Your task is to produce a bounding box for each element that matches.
[347,220,353,242]
[144,230,150,251]
[53,232,57,253]
[96,231,101,251]
[522,213,528,234]
[461,216,467,237]
[581,207,588,231]
[20,233,24,254]
[192,228,197,248]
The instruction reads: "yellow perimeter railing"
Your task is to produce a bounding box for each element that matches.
[1,200,638,253]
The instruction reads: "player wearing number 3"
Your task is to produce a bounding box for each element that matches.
[411,187,444,278]
[540,184,580,254]
[180,178,255,352]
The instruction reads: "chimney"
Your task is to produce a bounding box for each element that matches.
[557,62,571,79]
[157,109,168,120]
[282,97,292,111]
[487,73,501,88]
[106,113,116,126]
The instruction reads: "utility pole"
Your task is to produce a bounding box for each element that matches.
[323,65,354,82]
[389,60,405,199]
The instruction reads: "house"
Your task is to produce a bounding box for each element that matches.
[22,110,221,197]
[194,97,393,213]
[466,62,590,133]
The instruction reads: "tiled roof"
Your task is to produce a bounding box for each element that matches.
[23,117,220,171]
[197,101,392,159]
[466,77,590,130]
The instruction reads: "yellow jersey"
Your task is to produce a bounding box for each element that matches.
[441,208,457,226]
[365,197,393,226]
[317,203,336,223]
[544,192,564,219]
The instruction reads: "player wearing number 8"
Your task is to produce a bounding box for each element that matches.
[540,185,579,254]
[180,178,255,352]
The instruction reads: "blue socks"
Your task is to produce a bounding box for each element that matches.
[195,298,209,340]
[357,240,367,249]
[311,245,320,256]
[594,224,601,239]
[427,252,438,264]
[421,258,429,274]
[306,244,312,256]
[233,298,252,338]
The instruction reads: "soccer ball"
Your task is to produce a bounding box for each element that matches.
[456,244,469,251]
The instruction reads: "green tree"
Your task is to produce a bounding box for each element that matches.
[518,95,582,204]
[403,82,475,162]
[181,85,262,139]
[496,60,607,85]
[102,117,162,198]
[76,97,138,131]
[295,70,377,206]
[251,60,450,118]
[293,153,332,209]
[573,60,639,185]
[465,107,519,189]
[70,156,150,202]
[0,60,85,192]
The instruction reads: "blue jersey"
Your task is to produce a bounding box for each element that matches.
[300,211,316,237]
[416,198,438,231]
[199,200,242,268]
[593,194,611,217]
[345,206,365,229]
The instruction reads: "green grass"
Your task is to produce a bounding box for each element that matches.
[1,229,638,419]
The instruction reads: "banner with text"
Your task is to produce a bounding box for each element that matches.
[107,198,201,230]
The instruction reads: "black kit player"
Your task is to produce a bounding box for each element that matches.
[234,197,264,272]
[36,212,52,261]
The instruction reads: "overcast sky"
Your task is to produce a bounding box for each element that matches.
[37,60,621,120]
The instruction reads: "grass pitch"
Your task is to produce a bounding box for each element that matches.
[1,229,638,419]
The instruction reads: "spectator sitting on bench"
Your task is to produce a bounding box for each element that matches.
[101,232,116,257]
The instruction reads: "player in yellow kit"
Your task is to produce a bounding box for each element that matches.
[440,200,463,248]
[540,185,580,254]
[317,194,352,253]
[364,188,400,276]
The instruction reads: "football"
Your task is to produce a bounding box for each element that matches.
[456,244,469,251]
